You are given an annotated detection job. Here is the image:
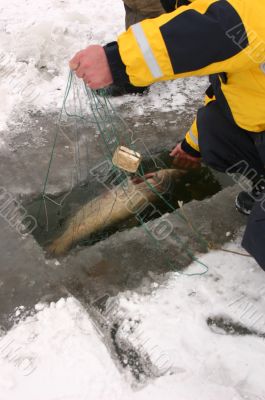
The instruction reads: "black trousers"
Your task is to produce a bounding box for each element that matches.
[197,101,265,270]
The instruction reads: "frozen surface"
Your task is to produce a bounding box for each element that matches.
[0,0,124,131]
[0,0,206,137]
[0,0,207,197]
[0,240,265,400]
[0,298,126,400]
[1,0,265,399]
[108,236,265,399]
[1,181,264,399]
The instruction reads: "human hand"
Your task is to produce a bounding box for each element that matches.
[69,45,113,90]
[170,143,201,169]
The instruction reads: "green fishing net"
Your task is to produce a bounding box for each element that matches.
[28,70,216,275]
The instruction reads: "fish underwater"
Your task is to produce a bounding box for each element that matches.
[46,168,186,257]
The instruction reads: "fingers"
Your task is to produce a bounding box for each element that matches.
[70,52,91,79]
[69,46,113,90]
[169,148,178,157]
[69,50,84,70]
[75,66,92,80]
[169,142,202,170]
[169,143,181,157]
[172,156,201,170]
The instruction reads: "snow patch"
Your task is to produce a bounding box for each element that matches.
[1,240,264,400]
[0,297,126,400]
[0,0,206,140]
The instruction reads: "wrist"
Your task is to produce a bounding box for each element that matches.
[104,42,130,87]
[181,139,201,158]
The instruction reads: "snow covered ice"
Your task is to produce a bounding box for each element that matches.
[1,241,265,399]
[0,0,265,399]
[0,298,126,400]
[0,0,206,134]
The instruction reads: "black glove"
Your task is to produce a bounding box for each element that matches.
[160,0,176,12]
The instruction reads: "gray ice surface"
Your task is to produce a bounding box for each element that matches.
[0,83,250,381]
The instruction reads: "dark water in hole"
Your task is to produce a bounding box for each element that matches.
[24,163,222,252]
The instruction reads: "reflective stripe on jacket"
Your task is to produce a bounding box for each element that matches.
[105,0,265,143]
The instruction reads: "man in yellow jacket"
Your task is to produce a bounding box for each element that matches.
[70,0,265,270]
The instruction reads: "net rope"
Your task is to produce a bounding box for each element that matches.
[38,70,213,276]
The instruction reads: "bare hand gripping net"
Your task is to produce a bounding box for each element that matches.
[34,70,209,275]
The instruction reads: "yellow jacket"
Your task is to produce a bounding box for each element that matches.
[105,0,265,153]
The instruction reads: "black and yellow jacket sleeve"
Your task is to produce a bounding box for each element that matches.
[105,0,265,142]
